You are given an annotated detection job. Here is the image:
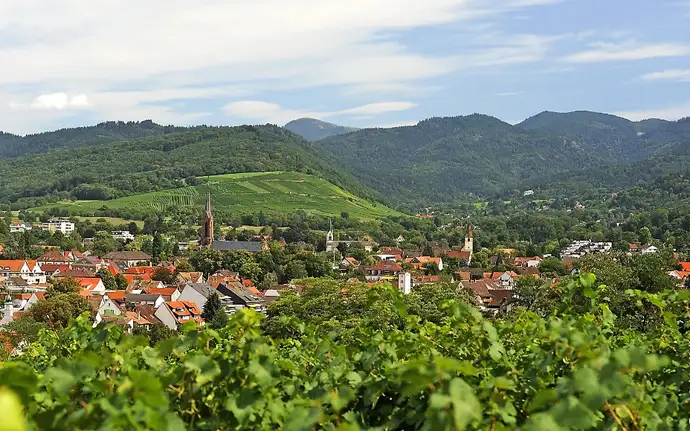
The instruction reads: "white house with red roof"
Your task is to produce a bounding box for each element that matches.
[9,222,33,233]
[155,301,204,330]
[0,260,46,284]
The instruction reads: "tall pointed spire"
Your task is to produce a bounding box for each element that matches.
[205,190,212,216]
[201,188,214,248]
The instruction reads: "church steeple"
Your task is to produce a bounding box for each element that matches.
[462,220,473,253]
[201,191,214,247]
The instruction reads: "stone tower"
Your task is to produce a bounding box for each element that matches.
[462,220,473,253]
[201,191,214,247]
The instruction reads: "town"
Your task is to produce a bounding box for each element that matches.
[1,190,683,337]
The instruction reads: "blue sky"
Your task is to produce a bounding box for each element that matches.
[1,0,689,134]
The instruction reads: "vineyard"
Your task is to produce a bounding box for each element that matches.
[2,274,689,430]
[31,171,400,219]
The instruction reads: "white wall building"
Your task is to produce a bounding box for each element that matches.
[111,231,135,241]
[41,219,75,234]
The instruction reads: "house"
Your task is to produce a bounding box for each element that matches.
[40,219,75,234]
[263,289,280,305]
[125,293,165,309]
[9,222,33,233]
[668,270,690,285]
[95,304,158,332]
[37,250,73,265]
[216,283,265,313]
[339,257,360,272]
[128,279,165,293]
[405,256,444,272]
[154,301,203,330]
[365,260,402,281]
[380,247,404,257]
[177,272,204,284]
[460,280,513,313]
[111,231,135,241]
[491,271,520,288]
[513,256,542,268]
[0,260,46,284]
[680,262,690,271]
[178,283,218,311]
[397,272,442,294]
[446,250,472,265]
[523,190,535,197]
[143,287,181,302]
[207,271,241,289]
[103,251,152,268]
[74,277,106,294]
[98,291,127,317]
[641,245,659,255]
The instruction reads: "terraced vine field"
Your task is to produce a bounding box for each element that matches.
[32,171,401,219]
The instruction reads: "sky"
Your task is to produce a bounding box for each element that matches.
[1,0,690,135]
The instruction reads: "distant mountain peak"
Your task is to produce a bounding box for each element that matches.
[284,118,358,141]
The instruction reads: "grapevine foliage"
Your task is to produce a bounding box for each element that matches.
[1,274,690,430]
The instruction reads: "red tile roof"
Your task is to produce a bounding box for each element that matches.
[0,260,28,272]
[367,260,402,272]
[680,262,690,271]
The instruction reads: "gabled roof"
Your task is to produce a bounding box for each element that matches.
[186,283,217,299]
[37,250,73,263]
[125,293,162,303]
[144,287,178,298]
[177,272,204,283]
[163,301,203,322]
[217,283,263,305]
[679,262,690,271]
[104,251,152,261]
[75,277,103,291]
[367,260,402,272]
[211,240,264,252]
[446,250,472,261]
[105,290,127,301]
[0,260,28,272]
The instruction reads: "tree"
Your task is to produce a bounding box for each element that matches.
[423,262,440,276]
[210,309,229,329]
[639,226,652,244]
[239,262,262,283]
[25,293,91,329]
[151,233,163,263]
[175,260,193,273]
[284,260,308,281]
[189,248,223,276]
[3,316,48,346]
[91,231,118,257]
[46,277,81,299]
[259,272,278,291]
[405,283,474,324]
[114,274,129,290]
[347,243,367,261]
[423,243,434,257]
[222,250,254,272]
[96,269,118,290]
[127,222,140,235]
[152,267,176,284]
[201,292,222,321]
[133,324,176,347]
[538,257,568,276]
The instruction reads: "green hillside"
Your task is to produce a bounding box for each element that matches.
[284,118,358,141]
[32,171,401,219]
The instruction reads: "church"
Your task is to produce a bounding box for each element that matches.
[199,192,266,253]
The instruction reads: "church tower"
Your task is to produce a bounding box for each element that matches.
[326,219,334,242]
[462,220,473,253]
[201,191,214,247]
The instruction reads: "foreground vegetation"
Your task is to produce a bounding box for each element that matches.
[2,271,689,430]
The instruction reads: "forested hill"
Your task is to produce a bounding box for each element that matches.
[316,112,690,207]
[316,114,622,206]
[517,111,671,162]
[0,125,377,208]
[284,118,358,141]
[0,120,191,159]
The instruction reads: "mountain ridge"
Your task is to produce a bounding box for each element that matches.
[283,118,358,141]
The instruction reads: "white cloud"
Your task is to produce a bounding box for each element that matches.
[495,92,523,97]
[615,102,690,121]
[641,69,690,82]
[0,0,565,133]
[564,41,690,63]
[20,93,90,110]
[223,100,417,125]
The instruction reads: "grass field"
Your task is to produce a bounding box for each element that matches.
[33,172,402,219]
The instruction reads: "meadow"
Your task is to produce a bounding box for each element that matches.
[33,172,401,219]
